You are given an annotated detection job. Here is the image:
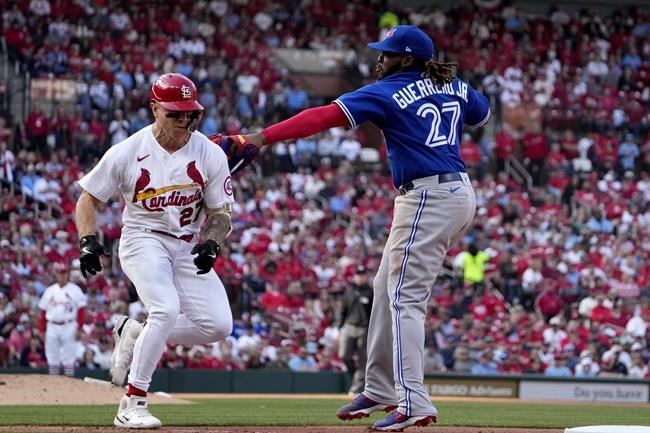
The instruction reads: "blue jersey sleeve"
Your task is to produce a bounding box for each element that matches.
[465,85,490,127]
[334,83,388,128]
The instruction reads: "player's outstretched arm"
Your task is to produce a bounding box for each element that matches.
[260,103,349,144]
[75,191,109,278]
[209,104,349,174]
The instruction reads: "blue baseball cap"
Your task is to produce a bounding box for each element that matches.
[368,25,435,60]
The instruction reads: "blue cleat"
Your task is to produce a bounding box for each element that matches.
[371,411,436,431]
[336,394,398,420]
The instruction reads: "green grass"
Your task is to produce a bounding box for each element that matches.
[0,398,649,428]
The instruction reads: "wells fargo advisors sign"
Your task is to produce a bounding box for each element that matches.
[424,376,518,398]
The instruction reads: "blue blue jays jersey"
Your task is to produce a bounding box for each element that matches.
[334,71,490,187]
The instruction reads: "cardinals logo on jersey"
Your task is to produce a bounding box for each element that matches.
[186,161,205,190]
[132,168,152,203]
[132,161,206,212]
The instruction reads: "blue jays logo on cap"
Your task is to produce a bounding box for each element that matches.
[368,25,435,60]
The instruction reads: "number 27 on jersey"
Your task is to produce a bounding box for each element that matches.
[417,101,460,148]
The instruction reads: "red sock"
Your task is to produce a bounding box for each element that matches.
[126,383,147,397]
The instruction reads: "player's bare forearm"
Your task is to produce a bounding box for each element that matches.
[75,191,103,237]
[201,204,232,246]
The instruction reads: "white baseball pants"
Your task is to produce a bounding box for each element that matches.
[44,322,78,373]
[119,231,233,391]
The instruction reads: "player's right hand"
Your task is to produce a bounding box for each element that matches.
[79,235,109,278]
[208,133,263,175]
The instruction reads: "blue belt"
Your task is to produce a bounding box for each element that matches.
[398,172,463,195]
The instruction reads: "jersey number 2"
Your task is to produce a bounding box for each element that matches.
[417,101,460,147]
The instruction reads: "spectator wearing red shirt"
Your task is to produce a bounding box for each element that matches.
[161,346,187,369]
[187,347,223,369]
[149,30,170,57]
[19,336,47,368]
[162,9,182,36]
[481,286,507,317]
[260,259,288,288]
[498,352,524,375]
[521,127,549,185]
[259,281,290,312]
[590,132,619,175]
[86,109,107,157]
[600,87,619,112]
[590,294,613,324]
[468,294,490,322]
[8,321,32,357]
[25,108,49,154]
[546,142,568,171]
[217,351,243,371]
[286,281,306,310]
[434,285,454,310]
[3,20,28,58]
[535,285,564,322]
[560,130,579,158]
[213,245,242,279]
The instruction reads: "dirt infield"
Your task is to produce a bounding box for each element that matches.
[0,374,189,405]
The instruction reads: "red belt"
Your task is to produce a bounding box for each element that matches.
[150,230,194,243]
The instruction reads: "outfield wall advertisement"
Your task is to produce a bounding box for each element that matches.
[424,377,518,398]
[520,381,649,403]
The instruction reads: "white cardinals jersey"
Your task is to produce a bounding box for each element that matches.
[38,282,87,323]
[78,125,233,238]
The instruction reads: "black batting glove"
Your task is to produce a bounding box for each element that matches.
[79,235,109,278]
[191,240,220,275]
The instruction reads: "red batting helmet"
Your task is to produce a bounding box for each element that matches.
[151,73,204,112]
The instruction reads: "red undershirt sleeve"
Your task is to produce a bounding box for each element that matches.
[261,104,350,144]
[39,310,46,334]
[77,307,86,329]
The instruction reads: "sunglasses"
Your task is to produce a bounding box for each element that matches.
[165,111,202,120]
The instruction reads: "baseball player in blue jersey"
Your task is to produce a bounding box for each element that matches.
[211,25,489,431]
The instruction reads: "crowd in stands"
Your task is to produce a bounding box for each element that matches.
[0,0,649,379]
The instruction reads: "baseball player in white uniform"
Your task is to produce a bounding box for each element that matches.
[38,261,87,377]
[75,73,234,429]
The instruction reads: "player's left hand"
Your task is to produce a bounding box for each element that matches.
[208,133,261,175]
[191,240,220,274]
